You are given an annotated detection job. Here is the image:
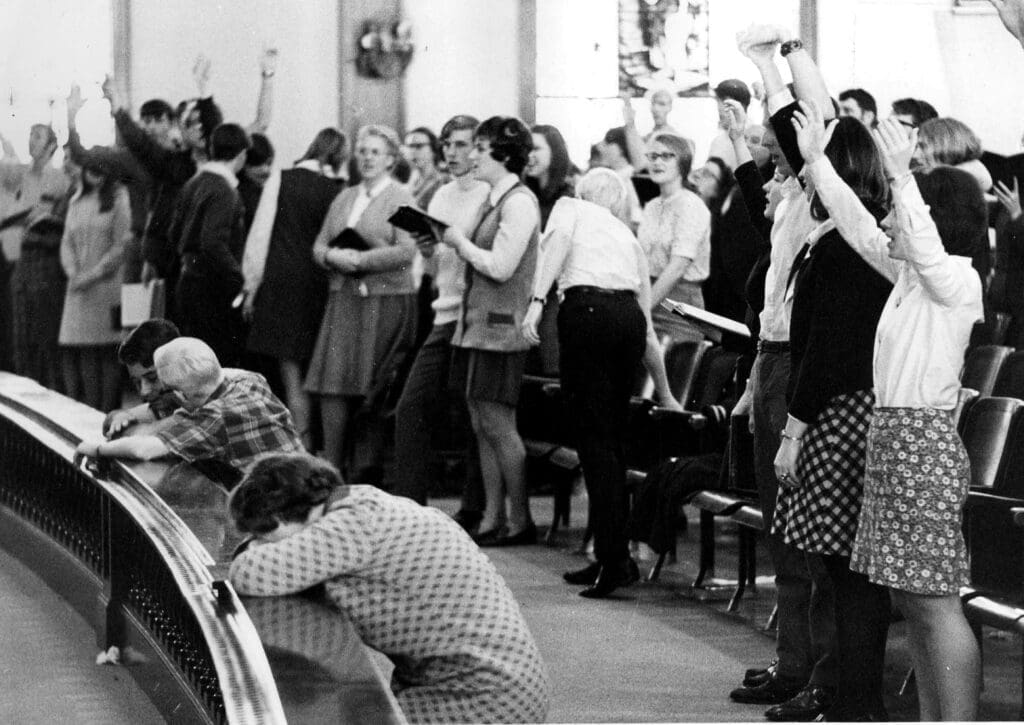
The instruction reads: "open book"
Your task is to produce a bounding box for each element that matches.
[388,205,449,243]
[660,299,751,339]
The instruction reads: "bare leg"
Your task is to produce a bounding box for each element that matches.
[280,359,312,449]
[472,400,531,533]
[892,589,980,721]
[319,395,351,472]
[468,399,507,533]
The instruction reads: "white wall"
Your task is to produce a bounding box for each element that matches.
[817,0,1024,154]
[129,0,339,165]
[402,0,522,132]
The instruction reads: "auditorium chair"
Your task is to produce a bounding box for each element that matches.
[960,344,1013,397]
[991,350,1024,400]
[960,396,1024,492]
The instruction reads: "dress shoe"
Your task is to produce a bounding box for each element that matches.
[579,559,640,598]
[814,704,888,722]
[452,509,483,534]
[729,673,805,705]
[765,685,835,721]
[481,523,537,547]
[563,562,601,585]
[472,526,507,546]
[743,659,778,687]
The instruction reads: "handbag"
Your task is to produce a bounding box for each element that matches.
[120,279,166,328]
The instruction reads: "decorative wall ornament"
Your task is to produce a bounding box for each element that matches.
[619,0,710,97]
[356,20,414,80]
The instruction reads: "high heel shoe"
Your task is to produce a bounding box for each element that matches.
[563,562,601,585]
[482,523,537,547]
[579,559,640,598]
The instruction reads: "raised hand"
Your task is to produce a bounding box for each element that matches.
[737,24,788,64]
[995,178,1023,221]
[790,99,832,165]
[620,91,637,127]
[260,46,279,77]
[872,118,917,181]
[722,99,748,142]
[990,0,1024,46]
[101,74,125,111]
[66,83,86,121]
[193,55,212,96]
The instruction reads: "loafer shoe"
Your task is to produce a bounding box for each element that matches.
[743,659,778,687]
[482,523,537,547]
[579,559,640,598]
[563,562,601,585]
[729,673,805,705]
[765,685,835,721]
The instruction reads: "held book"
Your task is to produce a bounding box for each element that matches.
[660,298,751,339]
[387,205,449,243]
[327,227,370,251]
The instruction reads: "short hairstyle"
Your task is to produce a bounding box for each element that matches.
[440,115,480,141]
[118,319,181,367]
[229,453,343,535]
[838,88,877,118]
[810,117,889,221]
[139,99,175,121]
[649,88,674,106]
[714,79,752,110]
[177,98,224,141]
[246,133,275,168]
[529,123,571,201]
[407,126,441,163]
[576,167,630,225]
[209,123,251,162]
[154,337,222,393]
[650,132,695,182]
[917,117,982,167]
[297,127,348,173]
[603,126,629,161]
[891,98,939,128]
[915,166,989,277]
[30,124,57,150]
[475,116,533,175]
[356,124,401,158]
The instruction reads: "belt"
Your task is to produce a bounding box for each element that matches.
[564,285,636,299]
[757,339,790,354]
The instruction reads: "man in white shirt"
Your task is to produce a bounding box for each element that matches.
[393,115,490,530]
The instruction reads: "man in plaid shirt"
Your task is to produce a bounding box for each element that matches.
[77,337,302,479]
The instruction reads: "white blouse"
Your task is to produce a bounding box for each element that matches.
[805,157,984,410]
[543,196,644,292]
[636,187,710,281]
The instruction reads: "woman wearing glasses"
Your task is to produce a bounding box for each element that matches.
[636,133,711,344]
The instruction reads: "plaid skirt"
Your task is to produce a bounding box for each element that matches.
[772,389,874,557]
[850,408,970,595]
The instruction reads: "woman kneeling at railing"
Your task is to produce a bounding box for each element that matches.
[227,452,550,724]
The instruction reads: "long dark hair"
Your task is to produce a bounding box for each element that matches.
[810,117,889,221]
[527,124,571,202]
[81,164,118,213]
[704,156,736,217]
[297,128,348,174]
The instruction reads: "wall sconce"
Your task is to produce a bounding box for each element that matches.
[356,20,414,80]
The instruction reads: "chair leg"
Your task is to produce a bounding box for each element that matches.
[898,667,916,697]
[694,509,716,588]
[647,552,667,582]
[764,603,778,632]
[727,537,747,613]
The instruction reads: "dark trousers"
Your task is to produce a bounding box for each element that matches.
[393,321,483,510]
[558,290,646,567]
[175,271,245,369]
[751,349,837,684]
[822,554,891,717]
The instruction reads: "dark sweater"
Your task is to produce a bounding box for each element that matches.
[732,160,773,341]
[168,169,245,293]
[787,228,892,423]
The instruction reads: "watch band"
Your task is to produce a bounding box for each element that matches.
[780,39,803,57]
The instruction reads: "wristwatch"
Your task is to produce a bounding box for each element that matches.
[531,296,547,307]
[780,39,803,57]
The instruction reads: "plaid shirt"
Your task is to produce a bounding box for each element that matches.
[156,369,302,471]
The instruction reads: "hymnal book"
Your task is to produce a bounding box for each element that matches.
[328,227,370,251]
[661,298,751,339]
[388,205,449,243]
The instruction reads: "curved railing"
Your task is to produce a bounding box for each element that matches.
[0,373,286,724]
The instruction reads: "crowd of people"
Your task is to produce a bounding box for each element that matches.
[4,2,1024,720]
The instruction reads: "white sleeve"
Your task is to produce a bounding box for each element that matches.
[241,168,282,295]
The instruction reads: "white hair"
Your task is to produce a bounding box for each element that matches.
[154,337,222,393]
[575,167,630,225]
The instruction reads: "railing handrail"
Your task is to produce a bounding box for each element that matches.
[0,373,286,725]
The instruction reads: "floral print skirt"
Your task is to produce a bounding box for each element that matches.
[850,407,970,596]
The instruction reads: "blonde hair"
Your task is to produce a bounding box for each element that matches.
[154,337,222,393]
[917,117,982,168]
[575,167,630,225]
[356,124,401,158]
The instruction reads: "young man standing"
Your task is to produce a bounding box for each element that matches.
[392,115,489,528]
[168,123,250,368]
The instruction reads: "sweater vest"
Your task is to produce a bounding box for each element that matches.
[454,183,539,352]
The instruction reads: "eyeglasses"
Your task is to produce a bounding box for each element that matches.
[645,151,677,162]
[406,142,429,149]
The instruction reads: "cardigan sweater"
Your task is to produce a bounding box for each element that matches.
[312,180,416,296]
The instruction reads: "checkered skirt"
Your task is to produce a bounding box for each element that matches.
[772,389,874,556]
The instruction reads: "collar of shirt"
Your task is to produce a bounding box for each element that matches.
[295,159,323,173]
[359,175,392,201]
[488,173,519,206]
[200,161,239,189]
[780,175,803,200]
[806,218,836,250]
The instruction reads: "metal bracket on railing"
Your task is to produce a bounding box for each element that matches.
[74,451,114,480]
[212,580,237,615]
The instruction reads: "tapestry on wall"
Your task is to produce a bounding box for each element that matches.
[619,0,710,97]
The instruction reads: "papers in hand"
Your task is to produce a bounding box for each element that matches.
[388,205,449,244]
[660,298,751,338]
